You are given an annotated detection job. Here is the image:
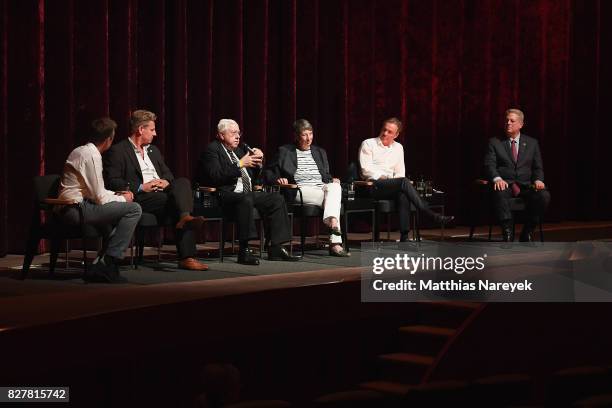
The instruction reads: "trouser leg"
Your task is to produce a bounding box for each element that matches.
[253,192,291,245]
[62,201,143,259]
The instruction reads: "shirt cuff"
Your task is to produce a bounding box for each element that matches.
[493,177,502,183]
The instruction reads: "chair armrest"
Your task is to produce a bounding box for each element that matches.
[353,181,374,187]
[43,198,78,205]
[278,184,299,189]
[197,186,217,193]
[474,179,489,186]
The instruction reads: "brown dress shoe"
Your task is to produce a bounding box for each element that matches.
[176,215,205,230]
[178,257,209,271]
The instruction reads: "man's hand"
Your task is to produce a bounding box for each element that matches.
[251,147,264,160]
[277,178,289,185]
[332,178,340,184]
[534,180,545,190]
[494,179,509,191]
[142,179,168,192]
[117,191,134,202]
[241,151,262,168]
[156,179,170,190]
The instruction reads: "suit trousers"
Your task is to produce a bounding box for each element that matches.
[298,183,342,244]
[492,186,551,227]
[61,201,142,259]
[220,191,292,246]
[373,177,433,235]
[135,177,197,259]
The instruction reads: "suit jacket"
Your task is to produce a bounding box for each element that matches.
[103,138,174,196]
[483,134,545,186]
[196,140,259,192]
[264,143,333,201]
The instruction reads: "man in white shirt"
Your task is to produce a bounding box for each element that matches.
[359,117,454,242]
[58,118,142,283]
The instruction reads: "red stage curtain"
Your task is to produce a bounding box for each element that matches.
[0,0,610,255]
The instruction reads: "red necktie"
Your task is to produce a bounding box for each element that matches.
[510,140,520,196]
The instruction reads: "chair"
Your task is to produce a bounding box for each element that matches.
[279,184,323,256]
[345,162,422,245]
[468,179,544,242]
[21,175,107,279]
[193,186,265,262]
[130,211,174,268]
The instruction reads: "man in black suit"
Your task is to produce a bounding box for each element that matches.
[104,110,208,271]
[197,119,299,265]
[484,108,551,242]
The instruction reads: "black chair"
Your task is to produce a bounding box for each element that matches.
[21,175,107,279]
[194,186,265,262]
[468,179,544,242]
[130,211,174,268]
[278,184,323,257]
[345,162,422,244]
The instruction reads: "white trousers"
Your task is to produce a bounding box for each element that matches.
[298,183,342,243]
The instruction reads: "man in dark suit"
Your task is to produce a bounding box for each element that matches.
[197,119,299,265]
[484,108,551,242]
[104,109,208,271]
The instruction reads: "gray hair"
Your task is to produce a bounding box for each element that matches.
[505,108,525,123]
[293,119,313,136]
[217,119,239,134]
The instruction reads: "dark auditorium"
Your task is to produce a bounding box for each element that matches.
[2,1,612,406]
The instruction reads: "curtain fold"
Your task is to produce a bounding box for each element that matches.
[0,0,610,254]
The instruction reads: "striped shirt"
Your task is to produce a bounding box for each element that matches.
[294,149,323,187]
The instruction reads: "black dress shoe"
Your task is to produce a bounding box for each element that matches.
[519,231,533,242]
[268,246,301,262]
[237,248,260,265]
[83,262,127,283]
[434,215,454,226]
[502,228,513,242]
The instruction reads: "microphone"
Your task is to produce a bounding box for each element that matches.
[242,142,256,155]
[241,142,262,168]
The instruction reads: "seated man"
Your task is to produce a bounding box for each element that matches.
[359,117,454,242]
[197,119,300,265]
[104,110,208,271]
[57,117,142,283]
[484,108,551,242]
[264,119,348,257]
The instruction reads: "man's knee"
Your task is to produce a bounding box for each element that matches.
[127,202,142,217]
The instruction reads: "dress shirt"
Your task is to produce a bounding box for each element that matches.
[294,149,324,187]
[128,137,160,185]
[223,147,252,193]
[58,143,126,204]
[359,137,405,180]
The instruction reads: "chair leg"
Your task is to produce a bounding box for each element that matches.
[386,213,391,241]
[371,210,376,243]
[488,223,493,241]
[137,228,145,266]
[343,212,350,253]
[288,213,294,256]
[157,227,163,263]
[82,238,88,274]
[65,240,70,268]
[21,233,41,280]
[300,214,306,257]
[49,238,62,276]
[415,210,421,242]
[539,217,544,242]
[374,211,381,242]
[220,221,225,263]
[259,220,264,258]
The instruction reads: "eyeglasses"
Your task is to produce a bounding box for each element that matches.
[228,130,243,136]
